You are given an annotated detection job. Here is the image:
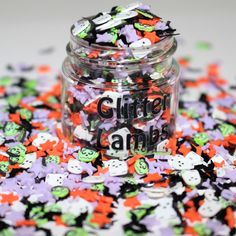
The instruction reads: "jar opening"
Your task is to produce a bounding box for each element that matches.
[69,33,177,68]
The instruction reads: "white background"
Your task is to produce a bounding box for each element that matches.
[0,0,235,84]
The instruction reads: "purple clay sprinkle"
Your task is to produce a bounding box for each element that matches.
[96,32,114,43]
[119,25,141,43]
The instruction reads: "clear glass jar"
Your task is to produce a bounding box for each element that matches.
[61,27,180,158]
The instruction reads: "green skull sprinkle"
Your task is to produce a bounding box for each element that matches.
[4,122,21,136]
[91,183,105,192]
[131,143,148,156]
[78,147,99,162]
[124,189,139,198]
[51,186,70,198]
[134,158,149,175]
[7,93,22,107]
[3,122,25,141]
[66,228,88,236]
[0,229,13,236]
[186,108,200,118]
[47,96,58,104]
[0,161,9,175]
[128,204,153,221]
[61,213,76,226]
[125,176,137,185]
[0,76,12,86]
[134,23,155,32]
[78,24,91,39]
[44,155,60,166]
[218,123,235,137]
[7,143,26,164]
[30,206,45,219]
[193,132,209,146]
[19,108,32,120]
[194,223,212,236]
[44,204,61,213]
[24,80,37,89]
[125,229,145,236]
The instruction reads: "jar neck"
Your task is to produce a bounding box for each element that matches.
[63,35,178,89]
[67,35,176,69]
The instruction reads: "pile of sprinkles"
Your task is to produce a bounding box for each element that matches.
[0,3,236,236]
[0,57,235,236]
[72,2,176,49]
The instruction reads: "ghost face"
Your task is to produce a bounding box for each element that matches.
[92,13,112,25]
[156,139,170,153]
[198,200,221,217]
[45,174,67,187]
[32,133,59,149]
[115,11,138,20]
[129,38,152,59]
[67,159,83,174]
[155,197,178,221]
[103,159,128,176]
[185,151,204,166]
[72,19,90,36]
[0,134,5,145]
[20,152,37,168]
[73,125,93,142]
[130,38,151,48]
[96,19,123,31]
[106,149,129,160]
[168,155,194,170]
[58,197,93,217]
[182,170,201,186]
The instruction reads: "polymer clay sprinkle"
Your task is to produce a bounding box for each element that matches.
[0,3,236,236]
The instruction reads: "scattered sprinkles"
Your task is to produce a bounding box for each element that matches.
[0,2,236,236]
[0,55,235,236]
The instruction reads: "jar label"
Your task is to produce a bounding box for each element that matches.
[63,83,176,157]
[96,94,172,153]
[97,95,170,119]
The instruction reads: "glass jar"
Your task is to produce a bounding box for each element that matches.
[61,26,180,159]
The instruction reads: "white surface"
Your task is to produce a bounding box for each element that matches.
[0,0,235,83]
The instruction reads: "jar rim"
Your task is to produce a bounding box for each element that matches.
[69,36,177,69]
[69,21,177,67]
[70,24,174,50]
